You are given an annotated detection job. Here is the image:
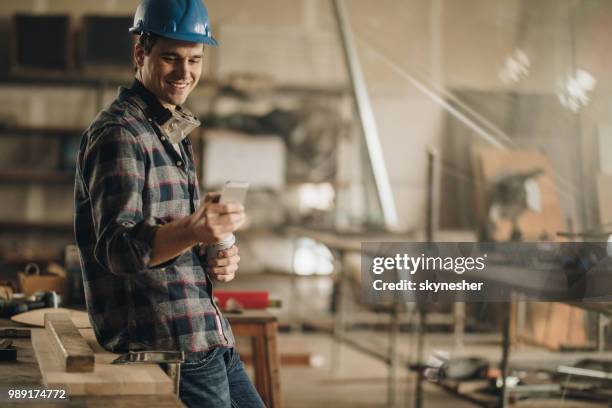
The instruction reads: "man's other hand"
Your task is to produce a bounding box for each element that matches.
[205,245,240,282]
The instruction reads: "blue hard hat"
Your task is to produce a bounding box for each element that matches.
[130,0,218,46]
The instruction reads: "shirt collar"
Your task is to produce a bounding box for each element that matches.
[126,79,173,125]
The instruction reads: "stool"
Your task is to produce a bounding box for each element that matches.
[227,310,282,408]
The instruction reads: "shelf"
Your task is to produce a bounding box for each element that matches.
[0,73,348,96]
[0,73,132,88]
[1,251,63,265]
[0,125,82,138]
[0,170,74,184]
[0,221,73,233]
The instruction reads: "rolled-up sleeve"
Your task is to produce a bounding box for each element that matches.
[80,124,159,275]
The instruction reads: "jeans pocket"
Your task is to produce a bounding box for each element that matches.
[181,347,220,373]
[227,347,243,371]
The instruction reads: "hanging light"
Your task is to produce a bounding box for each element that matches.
[499,49,530,84]
[558,69,596,113]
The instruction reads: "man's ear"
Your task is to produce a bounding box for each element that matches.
[134,43,145,68]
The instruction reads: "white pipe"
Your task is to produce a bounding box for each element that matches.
[332,0,399,230]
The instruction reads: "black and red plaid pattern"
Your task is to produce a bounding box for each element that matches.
[74,80,234,353]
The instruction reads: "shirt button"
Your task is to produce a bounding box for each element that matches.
[176,160,183,166]
[147,117,153,122]
[161,136,167,142]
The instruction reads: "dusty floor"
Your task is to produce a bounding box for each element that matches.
[228,272,610,407]
[271,331,609,407]
[277,331,473,408]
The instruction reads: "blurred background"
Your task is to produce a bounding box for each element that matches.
[1,0,612,407]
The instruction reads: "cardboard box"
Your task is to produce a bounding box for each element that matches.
[18,264,64,296]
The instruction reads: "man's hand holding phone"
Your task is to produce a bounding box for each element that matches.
[188,192,245,244]
[191,182,249,282]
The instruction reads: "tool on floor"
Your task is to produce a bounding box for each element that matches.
[557,359,612,381]
[112,350,185,396]
[438,357,489,381]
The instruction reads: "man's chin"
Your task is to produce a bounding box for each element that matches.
[162,95,187,108]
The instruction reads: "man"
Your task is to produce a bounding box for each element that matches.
[74,0,265,406]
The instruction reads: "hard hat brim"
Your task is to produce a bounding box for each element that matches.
[130,27,218,46]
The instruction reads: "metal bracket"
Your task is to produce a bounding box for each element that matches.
[112,351,185,396]
[112,350,184,365]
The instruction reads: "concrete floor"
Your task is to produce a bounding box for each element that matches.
[277,332,475,408]
[272,331,610,407]
[228,272,610,407]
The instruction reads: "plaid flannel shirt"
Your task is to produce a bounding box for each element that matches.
[74,80,235,353]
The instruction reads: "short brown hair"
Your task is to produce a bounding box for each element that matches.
[134,32,160,71]
[138,32,160,54]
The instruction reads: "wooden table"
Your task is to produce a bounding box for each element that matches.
[1,310,283,407]
[227,310,283,408]
[0,318,184,408]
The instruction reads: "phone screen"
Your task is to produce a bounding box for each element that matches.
[219,181,249,205]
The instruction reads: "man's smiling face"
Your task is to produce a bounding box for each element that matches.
[135,36,204,109]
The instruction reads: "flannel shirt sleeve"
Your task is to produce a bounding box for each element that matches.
[81,124,160,275]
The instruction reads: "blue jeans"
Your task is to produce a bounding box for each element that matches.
[179,347,266,408]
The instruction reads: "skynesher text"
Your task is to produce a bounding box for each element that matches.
[373,279,484,292]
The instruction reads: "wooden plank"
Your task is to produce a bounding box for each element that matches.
[31,328,174,396]
[44,313,94,373]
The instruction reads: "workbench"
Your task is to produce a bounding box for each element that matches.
[0,318,185,407]
[1,310,283,407]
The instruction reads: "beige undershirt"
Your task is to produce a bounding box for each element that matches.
[172,143,183,158]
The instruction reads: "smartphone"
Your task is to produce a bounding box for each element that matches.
[219,181,249,205]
